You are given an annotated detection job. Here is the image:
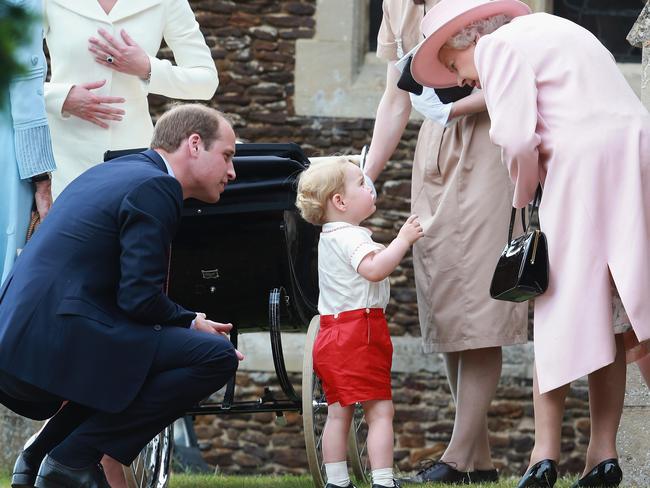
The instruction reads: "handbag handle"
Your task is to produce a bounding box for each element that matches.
[507,185,543,242]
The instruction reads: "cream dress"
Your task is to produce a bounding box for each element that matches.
[377,0,527,353]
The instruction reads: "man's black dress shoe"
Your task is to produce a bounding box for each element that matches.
[468,468,499,483]
[34,455,110,488]
[570,459,622,487]
[404,460,470,484]
[324,483,356,488]
[11,449,41,488]
[516,459,558,488]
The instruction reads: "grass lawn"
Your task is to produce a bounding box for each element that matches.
[168,473,583,488]
[0,472,582,487]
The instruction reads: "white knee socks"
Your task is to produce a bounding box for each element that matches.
[325,461,350,487]
[372,467,395,487]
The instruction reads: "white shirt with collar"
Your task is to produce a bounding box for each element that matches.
[318,222,390,316]
[159,154,175,178]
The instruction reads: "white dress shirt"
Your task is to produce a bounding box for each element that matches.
[317,222,390,316]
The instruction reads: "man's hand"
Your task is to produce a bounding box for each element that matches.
[396,214,424,246]
[194,313,244,360]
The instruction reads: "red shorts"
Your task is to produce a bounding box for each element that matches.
[314,308,393,407]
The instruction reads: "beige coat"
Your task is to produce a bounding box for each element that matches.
[44,0,218,197]
[378,0,527,352]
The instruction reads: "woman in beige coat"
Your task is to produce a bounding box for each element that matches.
[364,0,527,483]
[411,0,650,485]
[44,0,219,197]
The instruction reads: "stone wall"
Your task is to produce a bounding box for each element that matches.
[167,0,594,479]
[151,0,421,159]
[0,407,42,471]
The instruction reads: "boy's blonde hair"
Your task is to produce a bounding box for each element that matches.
[296,156,357,225]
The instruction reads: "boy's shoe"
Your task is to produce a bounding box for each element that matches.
[325,483,356,488]
[372,479,402,488]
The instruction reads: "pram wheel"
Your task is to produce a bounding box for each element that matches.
[124,424,173,488]
[302,316,371,487]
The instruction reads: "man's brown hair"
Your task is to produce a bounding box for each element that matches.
[150,104,227,152]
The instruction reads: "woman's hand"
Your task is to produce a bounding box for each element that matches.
[89,28,151,80]
[34,179,53,220]
[62,80,125,128]
[448,91,487,118]
[409,87,453,126]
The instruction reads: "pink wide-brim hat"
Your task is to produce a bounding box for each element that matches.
[411,0,531,88]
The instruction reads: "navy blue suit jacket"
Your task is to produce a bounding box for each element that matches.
[0,150,196,413]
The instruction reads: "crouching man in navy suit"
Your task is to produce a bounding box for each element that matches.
[0,104,242,488]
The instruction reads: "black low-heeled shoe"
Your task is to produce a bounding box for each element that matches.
[403,460,470,484]
[570,459,622,488]
[468,468,499,483]
[516,459,558,488]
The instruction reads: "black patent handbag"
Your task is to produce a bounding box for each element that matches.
[396,55,423,95]
[490,186,549,302]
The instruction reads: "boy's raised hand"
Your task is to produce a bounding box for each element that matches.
[397,215,424,246]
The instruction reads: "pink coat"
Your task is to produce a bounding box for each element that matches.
[475,13,650,393]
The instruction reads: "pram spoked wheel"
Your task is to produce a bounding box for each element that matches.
[302,316,371,487]
[124,425,173,488]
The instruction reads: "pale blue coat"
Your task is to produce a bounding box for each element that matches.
[0,0,57,284]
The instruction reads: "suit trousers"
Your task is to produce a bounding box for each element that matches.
[0,326,238,464]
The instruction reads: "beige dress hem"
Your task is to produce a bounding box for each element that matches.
[422,333,529,354]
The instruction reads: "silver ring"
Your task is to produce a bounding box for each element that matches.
[106,55,114,64]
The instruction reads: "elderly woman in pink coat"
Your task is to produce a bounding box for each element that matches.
[410,0,650,487]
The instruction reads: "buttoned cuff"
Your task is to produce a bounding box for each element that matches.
[15,125,57,180]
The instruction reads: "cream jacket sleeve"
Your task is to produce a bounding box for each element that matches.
[147,0,218,99]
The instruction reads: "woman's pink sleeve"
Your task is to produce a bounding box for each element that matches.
[476,36,540,208]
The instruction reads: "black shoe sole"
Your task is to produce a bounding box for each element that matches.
[34,476,68,488]
[11,473,36,488]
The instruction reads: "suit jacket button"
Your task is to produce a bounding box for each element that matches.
[31,56,39,66]
[153,325,162,331]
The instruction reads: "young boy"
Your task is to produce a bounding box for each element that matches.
[296,157,423,488]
